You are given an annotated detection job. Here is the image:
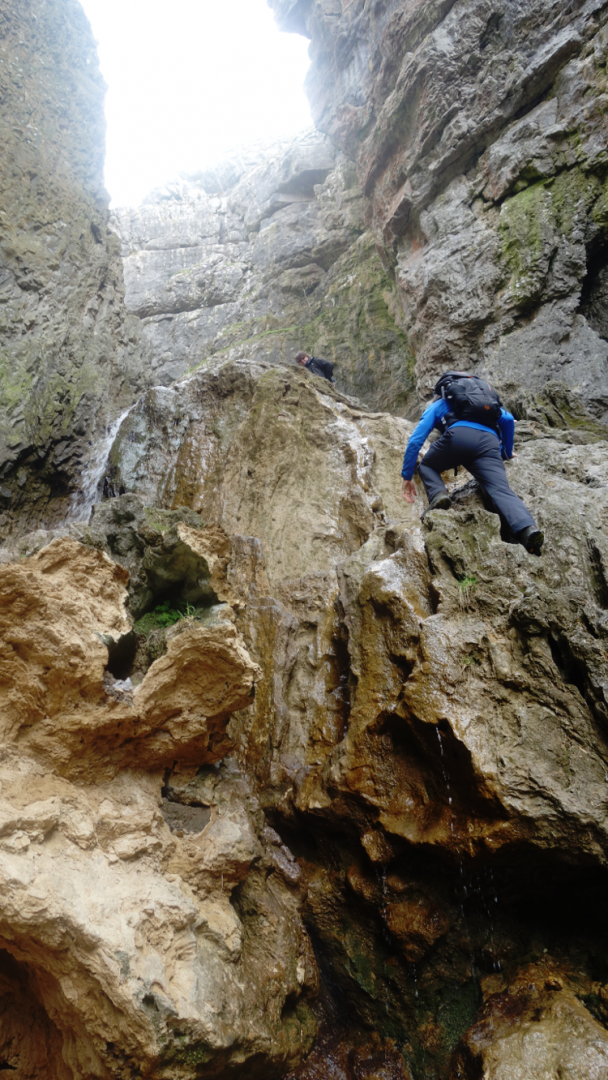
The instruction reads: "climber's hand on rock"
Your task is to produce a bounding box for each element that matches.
[402,479,417,503]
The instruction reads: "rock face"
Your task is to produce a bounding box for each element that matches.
[111,132,414,415]
[450,964,608,1078]
[0,0,148,535]
[0,523,318,1079]
[6,0,608,1076]
[4,356,608,1077]
[269,0,608,419]
[103,360,412,584]
[1,357,599,1078]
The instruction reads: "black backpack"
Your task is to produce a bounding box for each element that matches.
[433,371,502,429]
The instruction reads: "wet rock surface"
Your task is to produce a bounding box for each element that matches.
[449,960,608,1078]
[0,522,317,1079]
[102,359,413,585]
[8,357,600,1077]
[3,357,608,1076]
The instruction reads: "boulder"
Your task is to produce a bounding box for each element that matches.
[0,530,317,1079]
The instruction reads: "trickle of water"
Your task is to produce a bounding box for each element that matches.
[436,724,485,994]
[377,866,393,1015]
[435,727,503,1026]
[481,865,502,973]
[65,405,135,524]
[436,727,456,838]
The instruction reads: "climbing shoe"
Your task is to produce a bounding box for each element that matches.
[517,525,544,556]
[427,493,452,512]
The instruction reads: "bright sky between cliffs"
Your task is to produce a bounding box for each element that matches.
[79,0,313,208]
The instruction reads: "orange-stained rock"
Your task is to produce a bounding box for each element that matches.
[0,534,316,1078]
[384,895,451,962]
[6,357,608,1078]
[132,620,260,767]
[0,538,129,746]
[286,1030,414,1080]
[451,963,608,1079]
[346,864,382,906]
[176,521,238,606]
[0,537,260,778]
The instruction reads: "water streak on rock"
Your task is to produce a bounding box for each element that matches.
[65,405,136,523]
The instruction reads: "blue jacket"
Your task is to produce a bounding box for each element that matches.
[401,399,515,480]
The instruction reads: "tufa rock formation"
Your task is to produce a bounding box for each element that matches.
[4,358,608,1078]
[0,524,318,1079]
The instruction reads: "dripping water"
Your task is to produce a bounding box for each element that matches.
[476,864,502,974]
[65,405,135,523]
[436,726,502,981]
[435,726,456,842]
[377,865,394,1015]
[436,725,476,981]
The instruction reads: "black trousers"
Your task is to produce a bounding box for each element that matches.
[418,426,536,534]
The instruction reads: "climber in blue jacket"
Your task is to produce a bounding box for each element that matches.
[401,371,543,555]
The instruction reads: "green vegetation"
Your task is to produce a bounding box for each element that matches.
[499,165,608,310]
[415,978,482,1076]
[160,1038,214,1069]
[0,356,33,413]
[134,600,195,636]
[295,235,415,412]
[179,233,415,415]
[460,651,482,667]
[579,991,604,1023]
[499,180,555,307]
[458,574,478,611]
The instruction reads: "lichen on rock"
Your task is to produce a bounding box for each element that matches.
[0,0,151,535]
[6,362,608,1077]
[68,354,608,1077]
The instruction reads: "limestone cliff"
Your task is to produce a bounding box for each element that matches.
[95,364,608,1080]
[269,0,608,420]
[110,132,414,415]
[3,0,608,1078]
[0,0,148,535]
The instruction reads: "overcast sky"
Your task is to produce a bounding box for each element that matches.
[79,0,313,207]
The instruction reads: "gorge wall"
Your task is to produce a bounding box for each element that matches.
[2,1,608,1079]
[110,131,414,416]
[0,0,148,535]
[271,0,608,419]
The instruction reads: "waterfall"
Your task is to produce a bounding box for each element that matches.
[65,405,135,524]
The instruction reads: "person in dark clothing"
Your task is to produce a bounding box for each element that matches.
[295,351,335,385]
[401,371,543,555]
